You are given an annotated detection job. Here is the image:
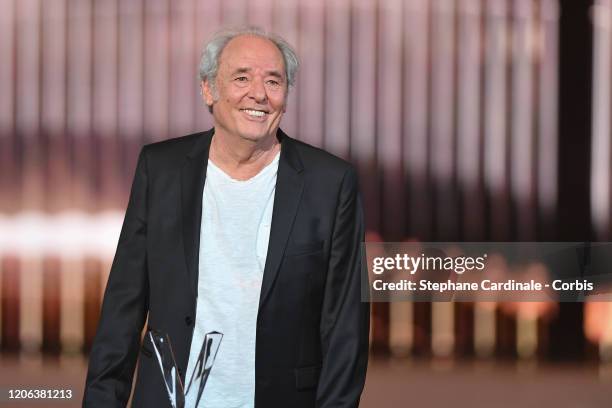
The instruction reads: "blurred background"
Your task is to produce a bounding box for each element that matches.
[1,0,612,406]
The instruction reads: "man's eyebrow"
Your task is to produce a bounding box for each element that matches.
[266,70,284,79]
[231,67,252,75]
[230,67,284,79]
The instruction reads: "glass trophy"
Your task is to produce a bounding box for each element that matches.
[147,329,223,408]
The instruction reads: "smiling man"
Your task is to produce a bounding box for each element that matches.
[84,27,369,408]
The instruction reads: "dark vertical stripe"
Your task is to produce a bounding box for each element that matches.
[549,0,593,361]
[82,257,101,353]
[1,256,20,352]
[42,256,61,353]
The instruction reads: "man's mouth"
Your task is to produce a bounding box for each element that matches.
[240,108,268,118]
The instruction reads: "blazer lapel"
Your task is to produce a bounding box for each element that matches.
[181,129,213,298]
[259,130,304,307]
[180,128,304,303]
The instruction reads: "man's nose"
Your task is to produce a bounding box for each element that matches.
[249,77,267,103]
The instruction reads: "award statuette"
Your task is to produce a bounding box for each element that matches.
[148,330,223,408]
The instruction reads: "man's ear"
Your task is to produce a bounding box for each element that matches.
[201,80,215,107]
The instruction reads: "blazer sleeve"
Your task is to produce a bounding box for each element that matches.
[316,166,370,408]
[83,147,150,407]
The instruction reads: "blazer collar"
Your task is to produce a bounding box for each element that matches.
[181,129,213,298]
[259,129,304,307]
[180,128,305,304]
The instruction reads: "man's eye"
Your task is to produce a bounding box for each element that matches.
[235,76,248,82]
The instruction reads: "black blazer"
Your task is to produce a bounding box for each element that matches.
[83,129,369,407]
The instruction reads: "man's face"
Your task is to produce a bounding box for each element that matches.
[203,35,288,143]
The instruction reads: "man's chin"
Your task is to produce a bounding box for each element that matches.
[238,130,276,143]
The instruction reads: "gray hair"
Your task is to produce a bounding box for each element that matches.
[198,26,299,98]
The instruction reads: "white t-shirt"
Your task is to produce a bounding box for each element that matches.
[184,152,279,408]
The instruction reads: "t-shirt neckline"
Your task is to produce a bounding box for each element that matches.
[207,150,280,183]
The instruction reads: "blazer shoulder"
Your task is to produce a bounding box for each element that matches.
[141,131,210,169]
[289,137,356,177]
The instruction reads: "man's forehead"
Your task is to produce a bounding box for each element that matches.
[219,35,285,72]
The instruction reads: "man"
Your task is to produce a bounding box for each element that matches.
[84,27,369,407]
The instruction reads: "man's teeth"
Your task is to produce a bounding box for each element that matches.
[242,109,266,117]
